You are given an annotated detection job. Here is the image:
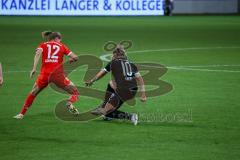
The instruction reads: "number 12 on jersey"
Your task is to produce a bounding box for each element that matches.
[47,44,60,59]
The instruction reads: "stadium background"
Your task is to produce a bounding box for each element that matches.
[0,0,240,160]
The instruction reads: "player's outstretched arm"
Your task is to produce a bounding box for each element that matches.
[0,63,3,85]
[85,70,107,87]
[30,49,42,78]
[68,52,79,63]
[135,74,147,102]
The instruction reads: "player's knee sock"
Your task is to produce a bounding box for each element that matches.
[20,93,36,115]
[105,83,115,100]
[106,110,132,120]
[101,83,115,107]
[68,89,79,103]
[104,91,124,118]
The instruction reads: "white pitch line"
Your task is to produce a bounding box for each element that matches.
[3,71,30,73]
[128,46,240,54]
[99,54,112,62]
[3,68,98,73]
[168,67,240,73]
[169,64,240,68]
[3,46,240,74]
[140,64,240,68]
[3,64,240,73]
[137,64,240,73]
[100,46,240,62]
[98,46,240,73]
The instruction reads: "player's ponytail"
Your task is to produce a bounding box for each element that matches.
[42,31,52,41]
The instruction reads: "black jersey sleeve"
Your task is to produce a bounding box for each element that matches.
[103,62,111,72]
[131,63,141,77]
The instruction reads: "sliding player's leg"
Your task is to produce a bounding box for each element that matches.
[104,99,138,125]
[105,86,139,125]
[101,82,136,123]
[98,80,119,109]
[103,88,124,120]
[97,82,123,119]
[91,90,120,116]
[92,91,137,124]
[100,83,116,108]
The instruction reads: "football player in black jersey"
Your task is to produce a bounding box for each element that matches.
[85,45,147,125]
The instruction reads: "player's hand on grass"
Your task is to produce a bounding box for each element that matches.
[69,57,77,64]
[69,58,74,64]
[30,69,36,78]
[85,80,94,87]
[140,94,147,102]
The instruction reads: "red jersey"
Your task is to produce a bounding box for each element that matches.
[36,41,71,75]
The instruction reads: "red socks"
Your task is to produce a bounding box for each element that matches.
[20,93,36,115]
[68,90,79,103]
[20,89,78,115]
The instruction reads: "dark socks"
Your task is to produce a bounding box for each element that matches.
[105,110,132,120]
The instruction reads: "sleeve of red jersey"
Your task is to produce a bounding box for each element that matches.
[36,43,44,52]
[63,44,72,56]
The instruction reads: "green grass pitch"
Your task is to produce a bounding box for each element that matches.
[0,16,240,160]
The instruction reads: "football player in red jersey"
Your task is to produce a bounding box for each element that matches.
[14,32,80,119]
[0,62,3,86]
